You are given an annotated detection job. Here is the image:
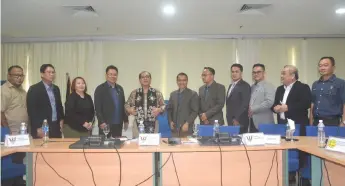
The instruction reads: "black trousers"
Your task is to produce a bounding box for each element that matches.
[50,121,62,138]
[99,124,123,138]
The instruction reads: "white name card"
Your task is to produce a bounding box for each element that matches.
[242,132,265,146]
[325,136,345,154]
[264,135,281,145]
[138,133,161,146]
[5,134,30,147]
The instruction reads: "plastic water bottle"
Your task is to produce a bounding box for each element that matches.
[193,123,200,137]
[318,120,325,147]
[42,119,49,143]
[213,120,220,139]
[20,122,27,134]
[138,121,145,134]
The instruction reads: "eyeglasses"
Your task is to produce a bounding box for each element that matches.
[107,74,117,77]
[140,75,151,79]
[252,71,263,75]
[9,74,25,79]
[45,71,55,74]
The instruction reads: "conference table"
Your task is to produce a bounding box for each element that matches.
[1,137,344,186]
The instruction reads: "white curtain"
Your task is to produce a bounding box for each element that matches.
[2,38,345,126]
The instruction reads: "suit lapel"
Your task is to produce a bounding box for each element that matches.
[39,81,52,109]
[285,81,297,104]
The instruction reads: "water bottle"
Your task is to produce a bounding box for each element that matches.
[42,119,49,143]
[138,121,145,134]
[318,120,326,147]
[285,123,291,141]
[20,122,27,134]
[193,123,200,137]
[213,120,220,139]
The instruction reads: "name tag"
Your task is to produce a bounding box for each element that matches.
[264,135,281,145]
[325,136,345,154]
[5,134,30,147]
[138,133,161,146]
[242,133,265,146]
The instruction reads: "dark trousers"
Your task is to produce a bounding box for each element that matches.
[313,116,341,126]
[99,124,123,138]
[248,118,258,133]
[50,121,62,138]
[1,176,25,186]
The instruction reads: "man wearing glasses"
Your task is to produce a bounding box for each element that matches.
[27,64,64,138]
[94,65,128,138]
[125,71,165,138]
[199,67,226,125]
[1,65,28,134]
[249,64,275,132]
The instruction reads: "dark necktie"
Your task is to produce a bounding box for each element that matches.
[204,86,209,101]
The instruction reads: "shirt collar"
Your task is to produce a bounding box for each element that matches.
[178,88,185,93]
[284,81,296,90]
[206,81,215,88]
[107,81,116,88]
[319,74,336,82]
[232,79,240,85]
[42,81,53,90]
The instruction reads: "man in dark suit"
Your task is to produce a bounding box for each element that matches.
[199,67,226,125]
[272,65,311,136]
[273,65,312,185]
[27,64,64,138]
[94,65,128,137]
[226,64,251,133]
[168,73,199,137]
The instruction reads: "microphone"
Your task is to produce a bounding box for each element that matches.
[247,116,252,133]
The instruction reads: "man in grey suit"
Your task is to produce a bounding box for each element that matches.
[199,67,226,125]
[249,64,276,132]
[226,64,251,133]
[168,73,199,137]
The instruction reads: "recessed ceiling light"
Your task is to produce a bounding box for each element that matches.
[335,8,345,14]
[162,4,176,16]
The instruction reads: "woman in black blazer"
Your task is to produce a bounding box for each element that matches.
[64,77,95,138]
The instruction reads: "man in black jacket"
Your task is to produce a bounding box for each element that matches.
[272,65,312,185]
[272,65,311,135]
[94,65,128,137]
[226,64,251,133]
[27,64,64,138]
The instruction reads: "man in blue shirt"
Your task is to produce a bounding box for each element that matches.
[27,64,64,138]
[94,65,128,137]
[310,57,345,126]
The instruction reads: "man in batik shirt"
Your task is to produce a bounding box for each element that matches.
[125,71,165,137]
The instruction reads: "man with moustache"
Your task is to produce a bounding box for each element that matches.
[226,64,251,133]
[168,73,199,137]
[199,67,226,125]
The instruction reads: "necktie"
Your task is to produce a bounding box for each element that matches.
[204,86,209,101]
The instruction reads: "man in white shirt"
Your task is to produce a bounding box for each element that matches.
[272,65,311,135]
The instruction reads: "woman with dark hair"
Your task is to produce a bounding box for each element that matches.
[64,77,95,138]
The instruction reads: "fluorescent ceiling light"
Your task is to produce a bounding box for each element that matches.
[162,4,176,16]
[335,8,345,14]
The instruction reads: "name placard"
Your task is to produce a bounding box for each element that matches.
[138,133,161,146]
[264,135,281,145]
[5,134,30,147]
[325,136,345,154]
[242,132,265,146]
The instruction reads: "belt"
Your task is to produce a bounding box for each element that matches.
[315,116,341,120]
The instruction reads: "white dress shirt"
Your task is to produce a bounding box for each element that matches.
[280,81,295,119]
[227,80,239,98]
